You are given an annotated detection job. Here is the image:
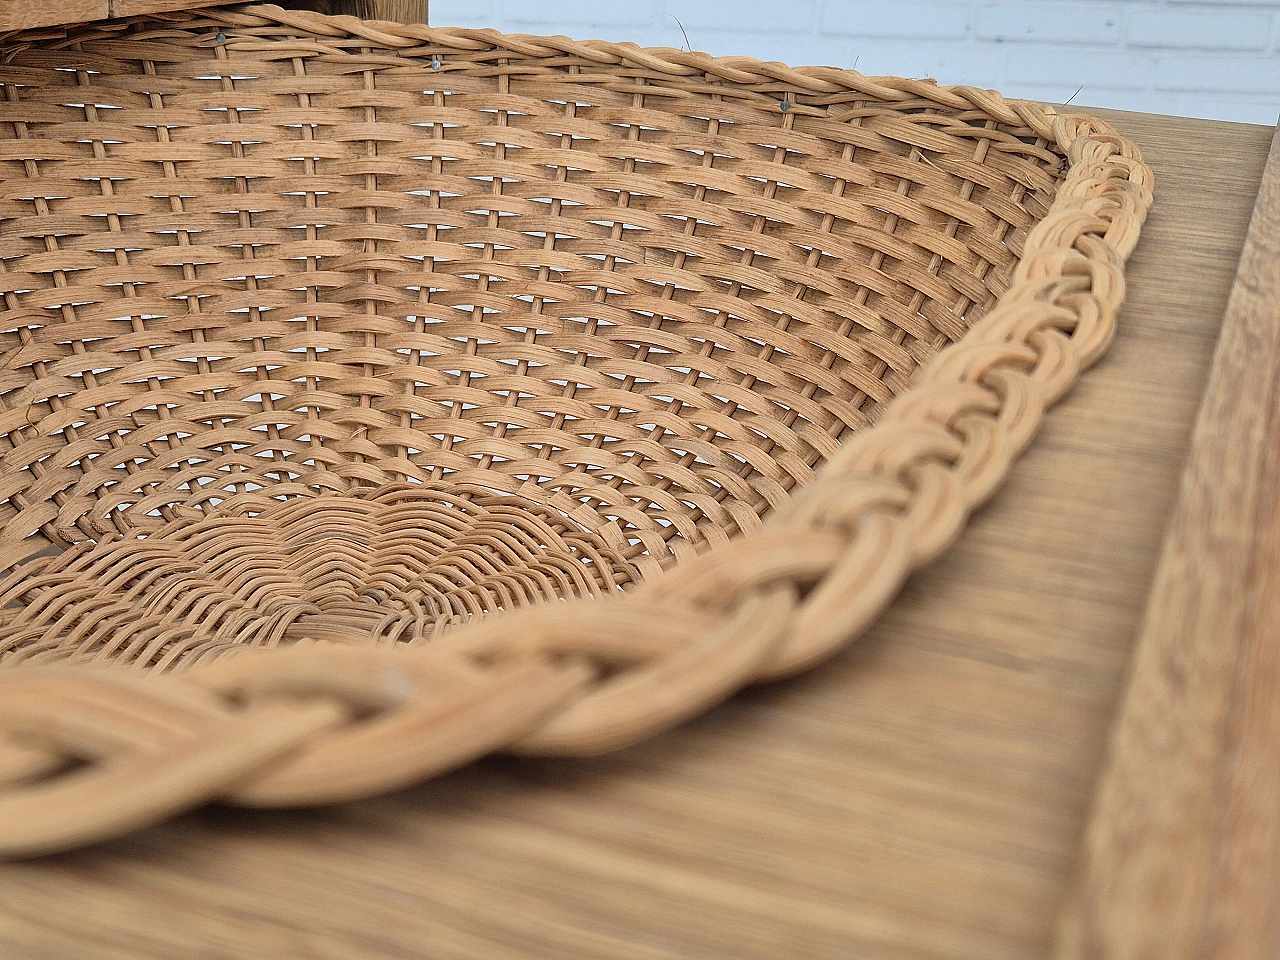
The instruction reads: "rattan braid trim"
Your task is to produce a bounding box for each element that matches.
[0,4,1153,857]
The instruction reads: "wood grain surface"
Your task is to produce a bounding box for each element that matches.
[356,0,428,22]
[0,0,109,31]
[1055,124,1280,960]
[0,110,1270,960]
[0,0,427,31]
[112,0,239,15]
[0,0,236,31]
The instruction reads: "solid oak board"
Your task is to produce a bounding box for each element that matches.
[0,1,424,32]
[111,0,239,14]
[1056,123,1280,960]
[355,0,427,22]
[0,0,108,31]
[0,111,1271,960]
[0,0,232,31]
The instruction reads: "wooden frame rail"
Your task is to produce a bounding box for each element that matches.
[0,1,427,32]
[1057,121,1280,960]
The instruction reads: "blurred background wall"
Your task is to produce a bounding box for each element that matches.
[425,0,1280,124]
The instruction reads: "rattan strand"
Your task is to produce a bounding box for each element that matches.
[0,4,1152,856]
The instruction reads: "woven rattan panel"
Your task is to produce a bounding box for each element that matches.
[0,8,1059,581]
[0,5,1152,856]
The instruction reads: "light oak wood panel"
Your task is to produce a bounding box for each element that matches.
[111,0,238,15]
[0,0,108,30]
[0,111,1270,960]
[0,1,425,31]
[1056,124,1280,960]
[0,0,234,31]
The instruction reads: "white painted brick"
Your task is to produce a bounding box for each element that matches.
[501,0,655,28]
[426,0,498,27]
[635,22,696,50]
[998,82,1091,102]
[652,0,819,33]
[546,25,674,46]
[991,85,1188,120]
[820,1,971,40]
[1127,8,1272,50]
[678,32,859,67]
[993,84,1183,115]
[1007,47,1152,87]
[1163,0,1280,6]
[434,1,1280,125]
[837,40,1005,86]
[1154,53,1280,91]
[1066,88,1184,113]
[977,3,1123,44]
[1174,95,1280,123]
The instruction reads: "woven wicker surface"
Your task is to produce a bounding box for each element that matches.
[0,4,1152,856]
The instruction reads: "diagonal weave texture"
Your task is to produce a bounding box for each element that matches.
[0,4,1152,857]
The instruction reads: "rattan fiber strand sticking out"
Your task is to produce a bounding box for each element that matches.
[0,4,1152,857]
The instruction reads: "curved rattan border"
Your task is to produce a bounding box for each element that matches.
[0,4,1153,857]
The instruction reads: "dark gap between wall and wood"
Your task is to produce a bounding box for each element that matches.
[276,0,428,22]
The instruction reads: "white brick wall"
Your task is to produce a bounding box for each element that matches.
[427,0,1280,124]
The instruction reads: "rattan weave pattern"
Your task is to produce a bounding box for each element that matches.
[0,4,1152,856]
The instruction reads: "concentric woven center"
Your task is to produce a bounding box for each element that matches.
[0,484,640,669]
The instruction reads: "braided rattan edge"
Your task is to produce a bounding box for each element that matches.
[0,4,1154,857]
